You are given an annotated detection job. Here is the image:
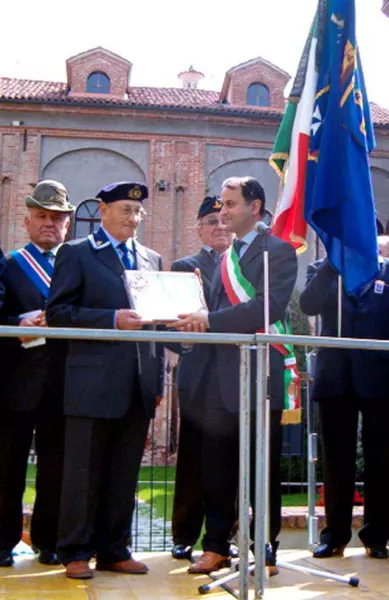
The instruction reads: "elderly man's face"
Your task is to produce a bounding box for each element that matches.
[197,212,232,254]
[99,199,143,242]
[24,208,70,250]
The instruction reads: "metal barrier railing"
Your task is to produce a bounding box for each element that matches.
[2,325,388,599]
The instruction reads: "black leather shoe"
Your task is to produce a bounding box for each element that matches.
[265,542,279,576]
[38,550,61,565]
[171,544,193,560]
[0,550,14,567]
[358,529,388,559]
[362,544,388,559]
[313,542,346,558]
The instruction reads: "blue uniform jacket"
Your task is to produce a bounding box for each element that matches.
[300,258,389,401]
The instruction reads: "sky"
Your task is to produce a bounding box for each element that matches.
[1,0,388,108]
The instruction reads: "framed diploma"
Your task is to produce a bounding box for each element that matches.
[124,271,207,322]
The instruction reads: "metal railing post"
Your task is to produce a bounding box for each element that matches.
[239,343,251,600]
[254,342,267,598]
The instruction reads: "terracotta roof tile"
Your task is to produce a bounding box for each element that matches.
[0,77,67,100]
[370,102,389,127]
[0,76,388,125]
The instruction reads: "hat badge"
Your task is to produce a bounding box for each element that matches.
[213,199,222,209]
[128,186,143,200]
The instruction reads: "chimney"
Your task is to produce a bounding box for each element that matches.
[178,65,204,90]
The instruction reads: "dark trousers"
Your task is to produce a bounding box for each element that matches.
[319,395,389,547]
[172,404,204,547]
[57,396,150,566]
[0,408,64,552]
[199,378,283,557]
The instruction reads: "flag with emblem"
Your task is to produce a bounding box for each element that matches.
[305,0,379,296]
[269,6,322,253]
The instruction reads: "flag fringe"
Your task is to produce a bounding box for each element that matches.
[281,407,302,425]
[269,153,289,177]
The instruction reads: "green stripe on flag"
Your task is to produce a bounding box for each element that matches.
[230,246,256,298]
[269,102,297,176]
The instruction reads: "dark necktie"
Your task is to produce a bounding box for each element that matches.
[209,249,219,263]
[233,239,246,258]
[43,250,55,265]
[118,242,134,270]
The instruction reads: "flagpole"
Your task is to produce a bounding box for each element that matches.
[337,275,342,337]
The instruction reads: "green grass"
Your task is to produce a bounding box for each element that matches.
[24,464,311,513]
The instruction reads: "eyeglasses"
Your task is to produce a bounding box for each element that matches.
[201,218,223,227]
[116,207,146,218]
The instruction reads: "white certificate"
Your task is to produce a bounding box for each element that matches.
[124,271,206,322]
[19,310,46,349]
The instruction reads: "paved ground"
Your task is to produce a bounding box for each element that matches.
[2,534,389,600]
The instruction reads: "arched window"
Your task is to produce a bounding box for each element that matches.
[246,83,270,107]
[86,71,111,94]
[74,199,101,238]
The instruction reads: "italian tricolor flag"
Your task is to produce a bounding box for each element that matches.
[269,16,319,253]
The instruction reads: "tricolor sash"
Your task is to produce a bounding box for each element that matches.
[221,245,301,425]
[10,243,54,299]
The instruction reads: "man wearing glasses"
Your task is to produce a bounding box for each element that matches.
[171,196,232,560]
[46,181,164,579]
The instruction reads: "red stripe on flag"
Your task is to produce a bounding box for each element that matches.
[273,132,309,250]
[221,254,240,306]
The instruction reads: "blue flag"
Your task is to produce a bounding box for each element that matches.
[305,0,379,297]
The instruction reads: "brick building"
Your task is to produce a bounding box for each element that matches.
[0,46,389,285]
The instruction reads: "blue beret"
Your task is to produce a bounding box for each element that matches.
[96,181,148,204]
[197,196,222,219]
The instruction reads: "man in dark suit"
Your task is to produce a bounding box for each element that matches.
[46,181,164,580]
[0,180,74,567]
[171,176,297,574]
[171,196,232,560]
[300,258,389,559]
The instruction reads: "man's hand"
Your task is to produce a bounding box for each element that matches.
[36,311,47,328]
[18,313,43,343]
[170,310,209,333]
[116,309,143,330]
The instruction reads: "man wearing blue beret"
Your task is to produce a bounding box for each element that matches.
[47,181,164,579]
[170,196,232,561]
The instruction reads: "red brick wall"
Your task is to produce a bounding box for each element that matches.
[0,103,277,258]
[227,62,289,109]
[0,129,40,250]
[67,50,130,98]
[145,139,205,267]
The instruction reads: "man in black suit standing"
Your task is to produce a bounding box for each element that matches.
[46,181,164,580]
[171,196,232,560]
[0,180,74,567]
[300,258,389,559]
[171,176,297,574]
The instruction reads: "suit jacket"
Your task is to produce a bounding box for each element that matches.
[46,228,164,419]
[171,248,218,307]
[300,258,389,401]
[177,234,298,412]
[0,250,67,412]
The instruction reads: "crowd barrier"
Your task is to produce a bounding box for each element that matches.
[1,325,388,598]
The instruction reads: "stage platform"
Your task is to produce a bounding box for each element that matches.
[0,532,388,599]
